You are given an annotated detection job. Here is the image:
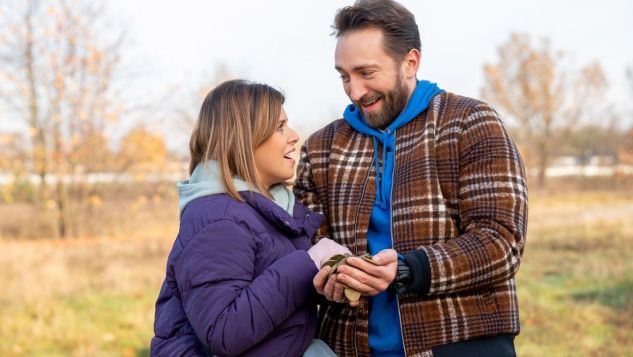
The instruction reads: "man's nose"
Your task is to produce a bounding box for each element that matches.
[348,78,368,102]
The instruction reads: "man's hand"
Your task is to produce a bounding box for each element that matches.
[335,249,398,296]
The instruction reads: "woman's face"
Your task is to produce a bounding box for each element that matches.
[254,107,300,189]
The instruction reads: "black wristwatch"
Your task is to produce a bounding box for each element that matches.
[388,257,412,294]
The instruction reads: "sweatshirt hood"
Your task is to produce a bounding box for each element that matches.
[343,79,443,137]
[177,160,294,218]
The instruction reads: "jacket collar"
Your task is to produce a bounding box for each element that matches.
[241,191,323,239]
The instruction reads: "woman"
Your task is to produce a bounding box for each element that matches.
[151,80,344,356]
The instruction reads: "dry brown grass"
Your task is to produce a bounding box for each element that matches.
[0,182,178,240]
[0,186,632,355]
[0,235,174,356]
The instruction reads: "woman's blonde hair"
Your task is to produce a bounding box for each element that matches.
[189,79,284,201]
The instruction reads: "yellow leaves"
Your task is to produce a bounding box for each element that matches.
[78,110,89,121]
[127,194,165,211]
[579,61,608,92]
[84,45,106,74]
[105,111,119,123]
[73,132,113,172]
[54,72,64,90]
[88,47,104,65]
[70,134,80,146]
[47,5,57,16]
[12,344,22,354]
[133,173,145,183]
[33,146,47,161]
[118,126,168,174]
[1,185,14,204]
[121,347,136,357]
[12,158,23,169]
[129,195,148,211]
[89,195,102,208]
[46,199,57,209]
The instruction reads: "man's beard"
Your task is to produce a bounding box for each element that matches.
[356,77,409,129]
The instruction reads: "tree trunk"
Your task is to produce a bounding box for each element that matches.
[537,134,549,189]
[24,5,48,203]
[55,179,69,238]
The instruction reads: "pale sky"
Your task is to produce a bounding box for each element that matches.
[4,0,633,149]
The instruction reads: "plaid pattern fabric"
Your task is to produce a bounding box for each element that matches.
[294,92,528,356]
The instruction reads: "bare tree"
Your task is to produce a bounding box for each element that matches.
[0,1,48,199]
[620,127,633,166]
[171,64,233,133]
[482,33,611,188]
[564,61,610,128]
[150,64,233,162]
[0,0,126,237]
[621,64,633,167]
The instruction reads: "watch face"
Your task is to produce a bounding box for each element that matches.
[390,259,412,294]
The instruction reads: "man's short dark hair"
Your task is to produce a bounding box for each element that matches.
[333,0,421,63]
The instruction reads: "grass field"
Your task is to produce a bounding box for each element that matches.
[1,191,632,356]
[515,191,633,356]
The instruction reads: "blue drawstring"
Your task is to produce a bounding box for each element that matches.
[373,130,391,210]
[372,137,383,208]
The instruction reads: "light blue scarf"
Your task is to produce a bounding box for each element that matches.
[177,160,294,218]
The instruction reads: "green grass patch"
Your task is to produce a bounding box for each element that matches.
[571,281,633,310]
[0,290,156,357]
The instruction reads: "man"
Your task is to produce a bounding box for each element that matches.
[293,0,528,356]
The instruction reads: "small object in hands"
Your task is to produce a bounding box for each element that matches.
[358,253,378,265]
[320,253,376,302]
[343,288,361,301]
[322,254,349,268]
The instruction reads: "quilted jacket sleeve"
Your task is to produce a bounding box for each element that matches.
[174,219,318,356]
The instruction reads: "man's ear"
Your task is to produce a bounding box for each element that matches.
[403,49,421,79]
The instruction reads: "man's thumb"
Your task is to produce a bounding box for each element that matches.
[374,249,396,264]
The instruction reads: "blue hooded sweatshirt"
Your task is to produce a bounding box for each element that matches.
[343,80,443,356]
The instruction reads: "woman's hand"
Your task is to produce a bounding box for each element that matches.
[307,238,351,268]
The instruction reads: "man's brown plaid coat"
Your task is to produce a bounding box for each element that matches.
[294,92,528,356]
